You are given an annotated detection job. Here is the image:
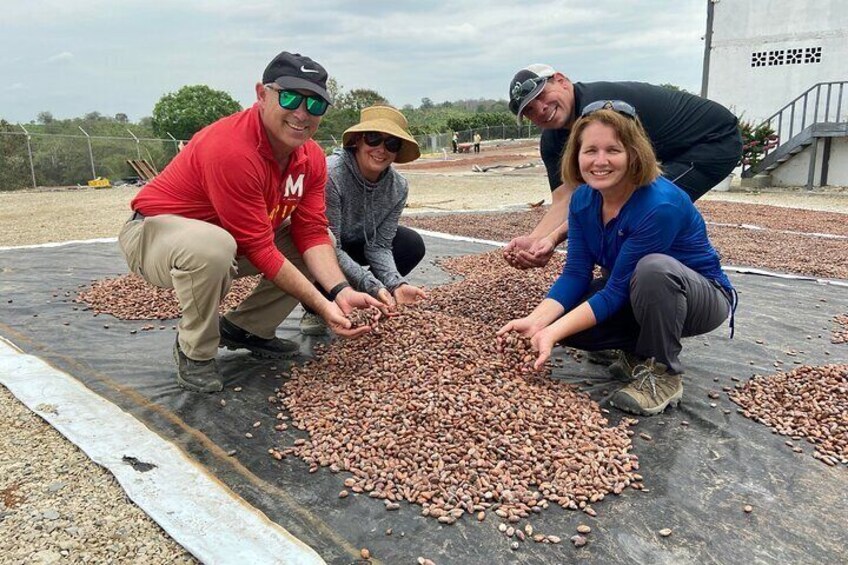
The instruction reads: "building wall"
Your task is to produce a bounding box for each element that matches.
[705,0,848,123]
[770,137,848,187]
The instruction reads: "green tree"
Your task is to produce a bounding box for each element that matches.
[151,85,242,140]
[338,88,389,111]
[659,83,689,94]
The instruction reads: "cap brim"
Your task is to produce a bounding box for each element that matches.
[342,119,420,164]
[514,79,547,125]
[273,77,332,104]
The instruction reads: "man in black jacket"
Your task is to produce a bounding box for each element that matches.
[504,64,742,270]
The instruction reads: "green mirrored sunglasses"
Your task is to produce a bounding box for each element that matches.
[268,87,329,116]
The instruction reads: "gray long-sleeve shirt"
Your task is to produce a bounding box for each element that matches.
[325,149,408,296]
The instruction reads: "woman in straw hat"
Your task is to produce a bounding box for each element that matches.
[301,105,428,335]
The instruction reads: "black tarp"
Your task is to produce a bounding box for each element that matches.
[1,237,846,564]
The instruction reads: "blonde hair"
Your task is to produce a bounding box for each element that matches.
[561,110,661,189]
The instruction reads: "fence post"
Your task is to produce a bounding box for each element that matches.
[126,128,142,159]
[166,132,180,154]
[78,126,96,180]
[18,124,37,189]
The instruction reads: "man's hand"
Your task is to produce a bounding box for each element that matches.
[503,235,553,269]
[393,284,427,305]
[335,286,389,316]
[318,301,371,339]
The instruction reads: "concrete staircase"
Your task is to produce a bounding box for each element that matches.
[743,81,848,189]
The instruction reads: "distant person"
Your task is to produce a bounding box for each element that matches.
[499,101,736,416]
[119,51,384,393]
[451,131,459,153]
[301,106,428,335]
[502,64,742,271]
[473,132,482,153]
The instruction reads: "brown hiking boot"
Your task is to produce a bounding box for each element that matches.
[173,338,224,393]
[609,359,683,416]
[608,351,642,382]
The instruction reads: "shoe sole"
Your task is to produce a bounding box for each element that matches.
[218,338,299,359]
[609,389,683,416]
[173,346,224,393]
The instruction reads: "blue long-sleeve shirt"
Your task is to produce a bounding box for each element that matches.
[547,176,733,323]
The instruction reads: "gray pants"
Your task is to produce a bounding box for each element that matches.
[563,254,732,373]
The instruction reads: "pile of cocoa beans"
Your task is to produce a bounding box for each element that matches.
[273,252,642,525]
[729,364,848,467]
[75,274,260,320]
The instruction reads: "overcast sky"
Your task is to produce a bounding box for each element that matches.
[0,0,708,123]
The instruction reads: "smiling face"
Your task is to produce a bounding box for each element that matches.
[354,133,397,182]
[520,74,575,130]
[255,83,322,158]
[577,122,631,194]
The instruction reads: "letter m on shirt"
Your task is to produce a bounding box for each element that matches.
[284,174,304,198]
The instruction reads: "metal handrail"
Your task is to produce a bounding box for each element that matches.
[742,81,848,176]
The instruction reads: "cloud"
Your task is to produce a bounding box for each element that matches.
[5,83,24,91]
[47,52,74,63]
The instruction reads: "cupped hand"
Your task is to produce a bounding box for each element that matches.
[393,284,427,305]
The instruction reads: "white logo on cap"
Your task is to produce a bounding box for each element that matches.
[300,66,320,73]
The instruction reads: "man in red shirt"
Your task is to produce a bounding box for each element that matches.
[119,51,383,393]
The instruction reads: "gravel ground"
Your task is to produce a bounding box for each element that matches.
[0,386,197,565]
[1,175,847,561]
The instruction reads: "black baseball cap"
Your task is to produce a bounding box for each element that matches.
[262,51,333,104]
[508,64,556,124]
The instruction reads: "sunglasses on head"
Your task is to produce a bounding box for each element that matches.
[580,100,637,119]
[362,131,403,153]
[509,76,548,114]
[266,86,329,116]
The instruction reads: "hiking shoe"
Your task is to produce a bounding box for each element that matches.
[609,359,683,416]
[299,311,328,336]
[219,317,300,359]
[173,338,223,393]
[608,351,642,382]
[586,349,621,366]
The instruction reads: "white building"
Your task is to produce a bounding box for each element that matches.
[702,0,848,187]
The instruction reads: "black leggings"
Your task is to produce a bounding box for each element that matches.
[307,226,426,309]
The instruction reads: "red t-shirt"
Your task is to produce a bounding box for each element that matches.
[131,104,330,280]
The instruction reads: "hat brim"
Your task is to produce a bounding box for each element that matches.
[343,119,421,164]
[514,79,547,125]
[273,77,332,104]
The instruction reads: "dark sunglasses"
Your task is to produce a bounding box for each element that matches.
[267,86,329,116]
[509,76,547,114]
[580,100,637,119]
[362,131,403,153]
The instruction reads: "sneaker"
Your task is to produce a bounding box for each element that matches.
[299,311,328,336]
[608,351,642,382]
[173,338,223,393]
[219,317,300,359]
[609,359,683,416]
[586,349,621,366]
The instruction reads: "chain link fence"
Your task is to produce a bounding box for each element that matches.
[0,130,186,190]
[1,122,541,190]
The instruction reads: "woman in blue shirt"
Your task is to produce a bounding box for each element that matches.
[498,100,735,416]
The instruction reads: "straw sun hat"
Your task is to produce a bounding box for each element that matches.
[342,106,421,164]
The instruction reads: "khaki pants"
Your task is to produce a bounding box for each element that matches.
[118,214,313,361]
